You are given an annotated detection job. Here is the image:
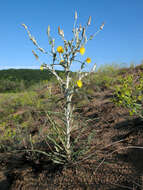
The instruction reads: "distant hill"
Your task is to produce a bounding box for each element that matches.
[0,69,66,92]
[0,69,56,82]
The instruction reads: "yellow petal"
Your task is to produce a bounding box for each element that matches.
[77,80,83,88]
[60,59,64,63]
[79,47,85,55]
[40,66,44,71]
[57,46,64,53]
[86,58,91,63]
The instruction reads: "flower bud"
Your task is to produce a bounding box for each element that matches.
[92,64,96,72]
[100,22,105,30]
[47,25,50,36]
[61,30,64,38]
[39,47,44,53]
[75,11,77,20]
[58,26,62,36]
[87,16,91,26]
[78,24,82,32]
[30,37,37,46]
[22,23,27,30]
[32,50,39,60]
[82,27,85,38]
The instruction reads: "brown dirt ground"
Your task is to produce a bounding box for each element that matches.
[0,66,143,190]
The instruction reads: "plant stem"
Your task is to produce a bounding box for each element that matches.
[66,94,72,160]
[65,68,73,160]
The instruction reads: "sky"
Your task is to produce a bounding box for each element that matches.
[0,0,143,71]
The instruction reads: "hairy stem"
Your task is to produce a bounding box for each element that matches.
[65,67,73,160]
[66,93,72,160]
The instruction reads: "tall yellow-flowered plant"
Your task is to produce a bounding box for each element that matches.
[22,12,104,163]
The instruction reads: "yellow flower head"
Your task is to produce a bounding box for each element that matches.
[60,59,64,63]
[77,80,83,88]
[40,66,44,71]
[79,47,85,55]
[86,57,91,63]
[57,46,64,53]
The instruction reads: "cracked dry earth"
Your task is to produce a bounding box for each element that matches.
[0,87,143,190]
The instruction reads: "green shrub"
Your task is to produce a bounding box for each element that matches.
[113,72,143,118]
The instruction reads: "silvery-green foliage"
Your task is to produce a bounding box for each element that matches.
[22,12,104,162]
